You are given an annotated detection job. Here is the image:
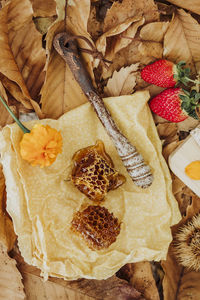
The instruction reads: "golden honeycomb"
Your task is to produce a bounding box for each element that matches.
[71,205,121,250]
[71,140,126,201]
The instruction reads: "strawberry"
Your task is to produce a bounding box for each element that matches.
[149,88,200,123]
[141,60,192,88]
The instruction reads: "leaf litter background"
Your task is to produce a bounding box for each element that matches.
[0,0,200,299]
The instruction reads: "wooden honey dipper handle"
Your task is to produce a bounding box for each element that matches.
[53,32,153,188]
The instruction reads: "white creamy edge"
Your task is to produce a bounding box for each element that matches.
[191,125,200,147]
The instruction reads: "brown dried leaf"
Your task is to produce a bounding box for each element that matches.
[144,85,165,98]
[156,122,178,144]
[95,16,143,66]
[0,243,25,300]
[166,0,200,15]
[88,5,102,41]
[0,0,46,115]
[30,0,56,17]
[15,255,144,300]
[163,9,200,74]
[177,117,200,132]
[0,81,15,128]
[138,42,163,59]
[103,0,159,32]
[101,40,153,79]
[41,0,94,119]
[0,165,16,251]
[104,63,139,96]
[107,17,145,62]
[117,262,159,300]
[129,262,160,300]
[140,22,169,42]
[163,140,182,161]
[0,74,32,110]
[34,16,57,35]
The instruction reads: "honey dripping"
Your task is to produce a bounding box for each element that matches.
[71,205,121,250]
[72,140,126,201]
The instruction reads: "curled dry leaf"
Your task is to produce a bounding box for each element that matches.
[104,63,139,96]
[163,9,200,74]
[166,0,200,15]
[0,0,46,116]
[0,243,25,300]
[162,140,182,161]
[95,16,144,68]
[0,165,16,251]
[14,254,144,300]
[0,74,33,111]
[140,22,169,42]
[118,262,159,300]
[101,40,154,79]
[0,81,16,128]
[87,5,102,41]
[41,0,94,119]
[156,122,178,145]
[30,0,57,17]
[130,262,159,300]
[103,0,159,32]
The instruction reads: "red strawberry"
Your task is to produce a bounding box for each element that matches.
[149,88,200,123]
[141,60,191,88]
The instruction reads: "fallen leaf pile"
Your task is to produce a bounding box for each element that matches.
[0,0,200,299]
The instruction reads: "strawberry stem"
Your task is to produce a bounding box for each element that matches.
[185,77,200,84]
[0,96,30,133]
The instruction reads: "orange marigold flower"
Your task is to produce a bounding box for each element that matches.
[20,124,63,167]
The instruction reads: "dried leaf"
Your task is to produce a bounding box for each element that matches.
[103,0,159,32]
[0,243,25,300]
[130,262,160,300]
[88,5,102,41]
[101,39,154,79]
[107,17,145,62]
[144,85,165,98]
[30,0,56,17]
[156,123,178,144]
[0,74,32,110]
[15,254,144,300]
[34,16,57,35]
[163,140,182,161]
[140,22,169,42]
[104,64,139,96]
[163,9,200,74]
[177,117,199,132]
[0,81,15,128]
[41,0,94,119]
[166,0,200,15]
[118,262,159,300]
[95,16,143,66]
[0,0,46,115]
[0,165,16,251]
[138,42,163,59]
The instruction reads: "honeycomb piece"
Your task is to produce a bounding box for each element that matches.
[72,140,126,201]
[71,205,121,250]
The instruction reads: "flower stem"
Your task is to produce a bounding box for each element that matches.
[0,96,30,133]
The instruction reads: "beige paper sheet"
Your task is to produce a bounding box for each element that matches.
[0,91,181,280]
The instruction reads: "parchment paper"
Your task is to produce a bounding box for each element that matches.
[0,91,181,280]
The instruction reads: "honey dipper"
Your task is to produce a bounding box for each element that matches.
[53,32,153,188]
